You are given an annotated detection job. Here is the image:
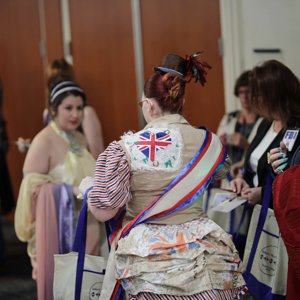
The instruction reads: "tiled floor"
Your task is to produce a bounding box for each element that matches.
[0,218,37,300]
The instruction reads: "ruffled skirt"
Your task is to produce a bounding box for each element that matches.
[115,217,247,298]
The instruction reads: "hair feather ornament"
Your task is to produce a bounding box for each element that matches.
[185,52,212,86]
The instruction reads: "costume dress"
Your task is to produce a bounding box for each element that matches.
[15,121,98,300]
[90,114,247,299]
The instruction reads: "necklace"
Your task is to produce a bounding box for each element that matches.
[50,121,83,155]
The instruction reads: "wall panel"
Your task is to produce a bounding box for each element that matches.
[44,0,64,63]
[69,0,139,145]
[0,0,63,204]
[0,0,45,202]
[140,0,224,131]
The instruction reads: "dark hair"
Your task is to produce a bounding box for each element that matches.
[47,58,75,89]
[154,53,188,77]
[234,70,251,97]
[48,79,86,114]
[144,73,186,114]
[154,52,211,86]
[250,60,300,127]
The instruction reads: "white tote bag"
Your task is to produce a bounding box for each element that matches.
[242,175,288,299]
[53,197,107,300]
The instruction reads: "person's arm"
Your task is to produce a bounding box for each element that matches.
[78,176,120,222]
[227,132,249,150]
[82,106,104,159]
[216,114,229,145]
[230,159,244,178]
[23,132,50,174]
[80,141,131,222]
[88,205,120,222]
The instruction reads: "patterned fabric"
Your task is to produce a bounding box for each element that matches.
[89,114,246,299]
[115,218,245,297]
[123,127,182,171]
[122,115,230,225]
[133,287,248,299]
[119,129,227,237]
[89,141,131,209]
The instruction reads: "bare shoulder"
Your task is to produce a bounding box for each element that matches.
[23,127,52,173]
[30,127,52,150]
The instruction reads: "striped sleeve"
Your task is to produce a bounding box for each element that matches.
[89,141,131,209]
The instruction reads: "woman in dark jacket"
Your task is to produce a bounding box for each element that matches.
[231,60,300,207]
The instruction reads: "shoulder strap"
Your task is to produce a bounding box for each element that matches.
[244,173,273,277]
[73,187,92,300]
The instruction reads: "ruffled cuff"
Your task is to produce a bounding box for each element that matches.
[89,141,131,209]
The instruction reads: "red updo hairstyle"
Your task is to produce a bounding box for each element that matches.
[144,73,186,114]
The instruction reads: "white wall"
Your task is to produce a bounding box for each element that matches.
[220,0,300,112]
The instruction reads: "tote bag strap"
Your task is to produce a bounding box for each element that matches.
[244,173,273,276]
[72,187,93,300]
[231,202,248,243]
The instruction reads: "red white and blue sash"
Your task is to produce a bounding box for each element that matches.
[109,129,227,299]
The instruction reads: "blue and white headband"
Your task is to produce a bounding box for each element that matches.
[49,80,86,104]
[155,67,184,77]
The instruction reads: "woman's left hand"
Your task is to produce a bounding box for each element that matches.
[230,178,249,194]
[241,186,262,206]
[268,142,288,174]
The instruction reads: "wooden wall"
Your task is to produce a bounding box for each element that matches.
[0,0,63,203]
[140,0,224,129]
[0,0,224,206]
[69,0,140,143]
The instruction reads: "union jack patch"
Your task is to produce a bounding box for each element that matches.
[122,128,182,171]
